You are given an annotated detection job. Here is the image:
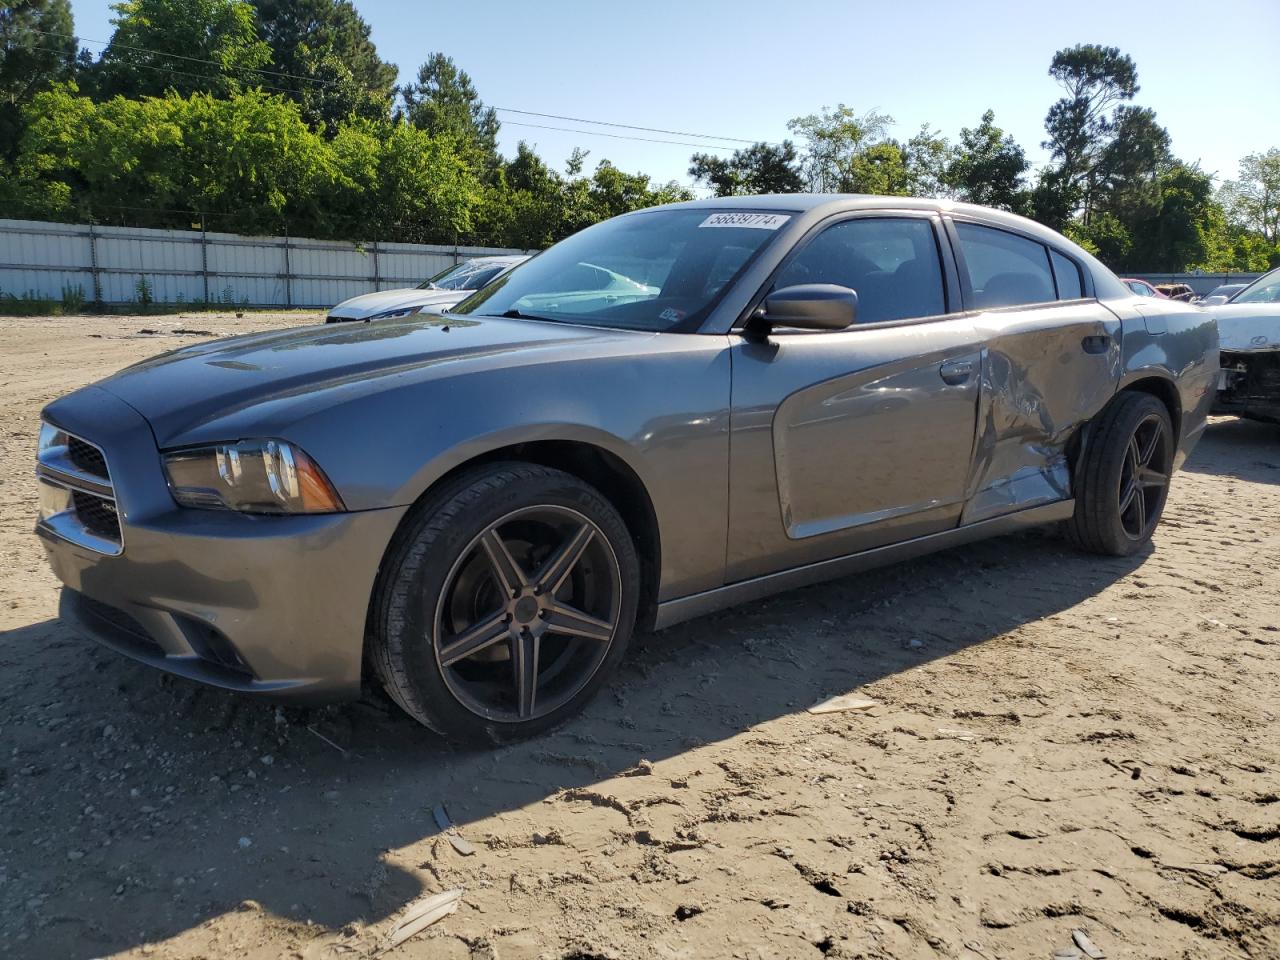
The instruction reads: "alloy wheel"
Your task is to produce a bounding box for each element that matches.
[433,505,622,722]
[1117,413,1171,540]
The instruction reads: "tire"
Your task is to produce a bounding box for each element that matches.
[370,462,639,744]
[1066,391,1175,556]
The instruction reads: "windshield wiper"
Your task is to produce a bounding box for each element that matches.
[496,309,564,324]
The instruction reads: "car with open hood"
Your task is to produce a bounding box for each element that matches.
[1210,266,1280,423]
[35,195,1217,743]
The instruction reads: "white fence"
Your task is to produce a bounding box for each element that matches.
[0,218,531,309]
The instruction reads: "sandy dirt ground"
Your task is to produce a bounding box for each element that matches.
[0,313,1277,960]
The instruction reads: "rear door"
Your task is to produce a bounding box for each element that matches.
[945,217,1122,524]
[726,213,984,583]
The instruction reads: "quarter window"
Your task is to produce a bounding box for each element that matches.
[956,223,1056,309]
[1050,250,1084,299]
[773,218,946,324]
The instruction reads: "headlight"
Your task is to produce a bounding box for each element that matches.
[162,439,345,514]
[366,305,423,321]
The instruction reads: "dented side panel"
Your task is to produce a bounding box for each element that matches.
[960,302,1122,524]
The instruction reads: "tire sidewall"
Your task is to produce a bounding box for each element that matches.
[1091,395,1173,554]
[380,466,639,744]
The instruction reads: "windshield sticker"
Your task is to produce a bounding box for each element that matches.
[698,212,791,230]
[658,308,685,323]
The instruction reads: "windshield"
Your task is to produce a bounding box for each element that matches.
[1232,268,1280,304]
[450,208,793,331]
[418,261,508,291]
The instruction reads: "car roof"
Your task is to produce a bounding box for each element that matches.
[648,193,1085,253]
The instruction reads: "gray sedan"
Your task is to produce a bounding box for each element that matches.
[35,196,1217,742]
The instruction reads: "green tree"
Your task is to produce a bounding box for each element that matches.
[88,0,272,100]
[786,104,892,192]
[3,84,482,242]
[688,140,804,196]
[1092,105,1171,225]
[844,140,910,195]
[0,0,77,158]
[249,0,395,130]
[1042,44,1138,219]
[1127,164,1219,271]
[901,125,950,197]
[400,52,499,174]
[1220,148,1280,245]
[944,110,1029,211]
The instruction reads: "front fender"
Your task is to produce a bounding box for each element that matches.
[281,339,735,601]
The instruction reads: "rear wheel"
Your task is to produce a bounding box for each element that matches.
[371,463,639,744]
[1067,391,1174,556]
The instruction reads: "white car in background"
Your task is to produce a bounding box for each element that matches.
[325,255,528,323]
[1211,266,1280,423]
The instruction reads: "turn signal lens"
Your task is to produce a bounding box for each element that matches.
[163,439,345,514]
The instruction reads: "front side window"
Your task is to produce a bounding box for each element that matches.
[956,223,1056,309]
[772,217,947,324]
[452,208,792,331]
[1233,267,1280,304]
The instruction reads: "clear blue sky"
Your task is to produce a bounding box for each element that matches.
[68,0,1279,190]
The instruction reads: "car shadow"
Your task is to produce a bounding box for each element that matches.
[1181,415,1280,483]
[1,528,1150,958]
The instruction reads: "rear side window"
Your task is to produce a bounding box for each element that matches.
[773,217,946,324]
[955,223,1056,309]
[1050,250,1084,299]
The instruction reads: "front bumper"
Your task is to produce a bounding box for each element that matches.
[38,387,407,701]
[1214,349,1280,424]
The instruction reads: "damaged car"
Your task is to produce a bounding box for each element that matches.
[1211,265,1280,423]
[35,196,1217,743]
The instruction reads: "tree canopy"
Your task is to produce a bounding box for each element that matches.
[0,15,1274,271]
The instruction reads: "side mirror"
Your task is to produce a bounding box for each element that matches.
[759,284,858,332]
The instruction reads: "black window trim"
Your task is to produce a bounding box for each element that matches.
[1048,248,1086,302]
[734,209,962,335]
[942,213,1097,312]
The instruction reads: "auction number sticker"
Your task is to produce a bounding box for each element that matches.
[698,212,791,230]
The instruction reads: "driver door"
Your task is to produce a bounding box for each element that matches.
[726,213,984,582]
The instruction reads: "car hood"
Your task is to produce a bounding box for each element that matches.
[1209,302,1280,352]
[94,313,636,446]
[327,287,468,319]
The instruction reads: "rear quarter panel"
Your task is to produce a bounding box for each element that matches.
[1110,297,1218,467]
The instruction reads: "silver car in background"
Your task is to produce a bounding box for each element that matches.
[324,255,527,323]
[35,196,1217,743]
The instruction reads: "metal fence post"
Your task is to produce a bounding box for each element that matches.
[200,215,209,304]
[282,229,292,308]
[371,240,380,290]
[87,222,102,306]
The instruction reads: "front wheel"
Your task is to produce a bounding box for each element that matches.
[370,463,639,744]
[1067,391,1175,556]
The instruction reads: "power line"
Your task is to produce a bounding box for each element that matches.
[33,27,343,89]
[502,120,735,151]
[494,107,760,145]
[34,27,768,151]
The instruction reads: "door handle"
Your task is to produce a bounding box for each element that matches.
[939,359,974,385]
[1082,334,1112,355]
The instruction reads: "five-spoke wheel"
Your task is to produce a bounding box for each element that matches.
[435,506,622,722]
[1068,391,1174,556]
[371,463,638,743]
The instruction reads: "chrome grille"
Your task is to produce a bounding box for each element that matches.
[67,436,109,480]
[71,490,121,540]
[37,424,123,555]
